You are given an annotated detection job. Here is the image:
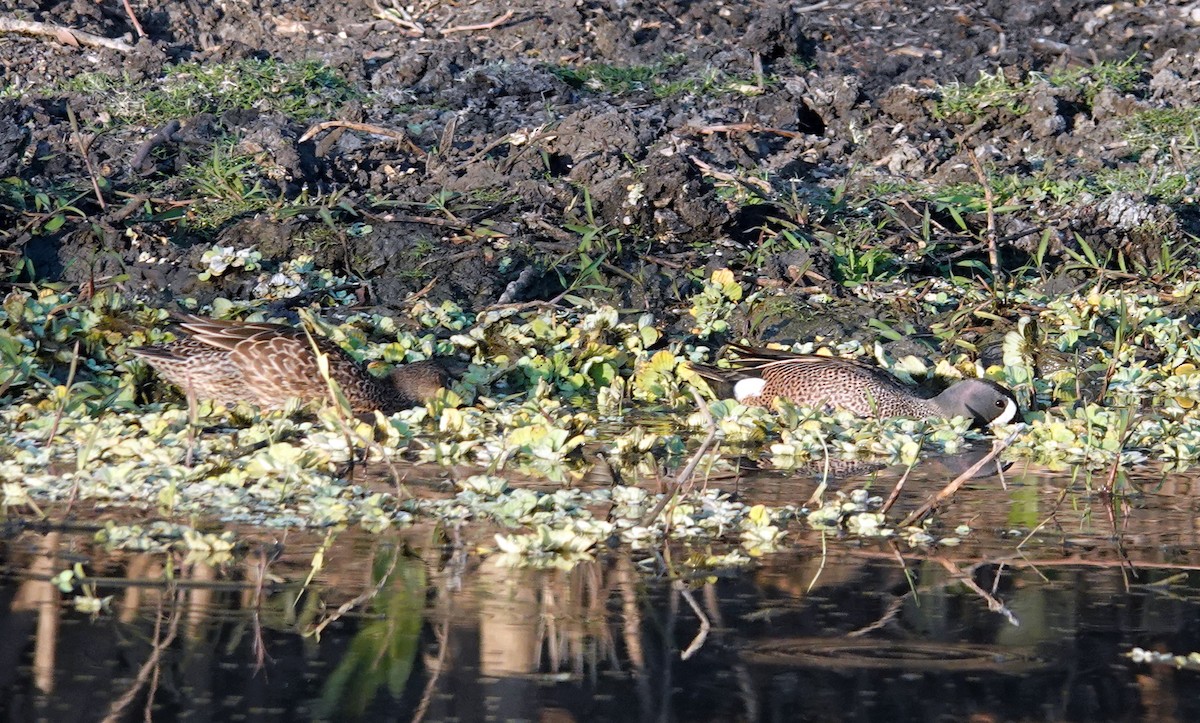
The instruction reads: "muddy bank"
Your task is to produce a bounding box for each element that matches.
[1,1,1199,342]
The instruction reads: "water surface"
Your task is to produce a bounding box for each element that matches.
[3,460,1199,722]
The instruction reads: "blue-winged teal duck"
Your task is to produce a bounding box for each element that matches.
[693,343,1022,428]
[131,314,446,413]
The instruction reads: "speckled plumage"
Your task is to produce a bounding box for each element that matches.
[131,314,447,413]
[693,343,1021,428]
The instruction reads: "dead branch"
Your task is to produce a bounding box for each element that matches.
[689,155,774,194]
[936,557,1019,626]
[690,122,804,139]
[677,581,711,660]
[442,10,515,35]
[899,426,1022,527]
[0,17,134,52]
[131,120,181,174]
[639,390,719,527]
[967,151,1000,281]
[298,120,426,157]
[120,0,145,38]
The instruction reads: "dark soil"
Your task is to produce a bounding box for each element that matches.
[3,0,1199,335]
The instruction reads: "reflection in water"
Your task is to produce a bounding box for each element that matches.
[3,463,1200,721]
[10,531,62,694]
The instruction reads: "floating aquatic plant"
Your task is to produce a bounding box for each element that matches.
[689,268,744,338]
[197,245,262,280]
[805,489,893,538]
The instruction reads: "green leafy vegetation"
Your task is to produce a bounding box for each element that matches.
[1125,107,1200,154]
[5,259,1200,569]
[549,55,771,98]
[935,58,1142,119]
[63,58,359,125]
[179,139,277,229]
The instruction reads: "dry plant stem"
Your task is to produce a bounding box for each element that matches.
[693,122,803,139]
[637,427,716,525]
[639,391,718,527]
[805,432,832,507]
[306,544,402,638]
[601,261,641,285]
[1099,408,1137,495]
[899,427,1022,528]
[935,557,1019,626]
[991,561,1008,595]
[248,546,278,672]
[441,10,514,34]
[689,154,773,194]
[1102,494,1137,591]
[103,581,184,723]
[121,0,145,38]
[677,581,711,660]
[483,289,570,312]
[131,120,181,173]
[299,120,427,157]
[968,151,1000,281]
[410,618,451,723]
[847,594,906,637]
[813,542,1200,575]
[67,105,106,210]
[1015,486,1069,584]
[642,253,685,270]
[0,17,135,51]
[879,456,919,516]
[109,192,151,222]
[805,530,827,593]
[44,339,81,448]
[60,346,85,517]
[399,213,474,229]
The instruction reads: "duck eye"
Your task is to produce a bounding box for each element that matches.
[995,399,1004,408]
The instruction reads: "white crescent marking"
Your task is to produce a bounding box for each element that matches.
[734,377,767,402]
[989,398,1018,426]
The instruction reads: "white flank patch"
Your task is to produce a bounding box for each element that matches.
[989,398,1018,426]
[734,377,767,402]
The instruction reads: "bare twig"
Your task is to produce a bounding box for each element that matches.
[899,427,1022,528]
[108,192,151,222]
[677,581,711,660]
[299,120,426,157]
[967,151,1000,281]
[67,105,105,210]
[120,0,146,38]
[879,456,918,516]
[936,557,1019,626]
[690,123,803,139]
[410,618,451,723]
[639,390,718,527]
[442,10,514,34]
[0,17,134,52]
[847,594,906,636]
[131,120,181,174]
[496,264,540,305]
[306,544,402,639]
[103,579,184,722]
